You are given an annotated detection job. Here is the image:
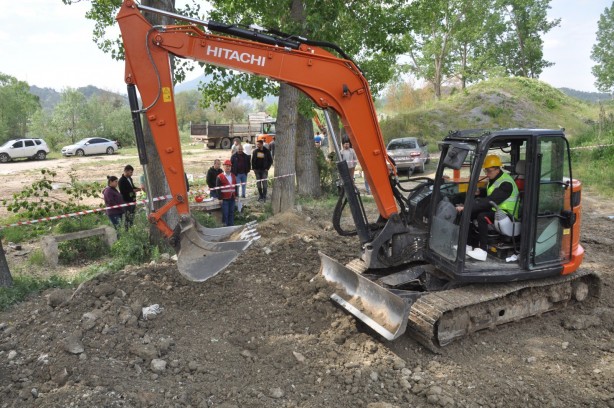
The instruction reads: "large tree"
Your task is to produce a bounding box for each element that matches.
[205,0,407,209]
[51,88,89,144]
[592,3,614,93]
[0,74,41,142]
[493,0,560,78]
[404,0,466,99]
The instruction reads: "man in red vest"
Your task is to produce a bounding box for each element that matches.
[216,159,238,226]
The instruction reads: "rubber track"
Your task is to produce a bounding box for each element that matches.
[344,258,600,352]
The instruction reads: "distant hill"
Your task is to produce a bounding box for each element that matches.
[558,87,611,102]
[379,77,598,144]
[174,74,278,105]
[174,74,214,93]
[29,85,128,111]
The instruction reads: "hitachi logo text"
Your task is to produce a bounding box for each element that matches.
[206,46,266,67]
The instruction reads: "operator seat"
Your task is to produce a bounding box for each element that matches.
[514,160,526,191]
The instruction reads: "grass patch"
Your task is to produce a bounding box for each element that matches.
[0,275,73,311]
[27,249,47,267]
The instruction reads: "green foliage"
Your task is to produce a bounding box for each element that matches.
[482,105,507,118]
[493,0,560,78]
[27,249,47,267]
[52,214,110,265]
[192,211,218,228]
[59,236,109,264]
[592,4,614,93]
[0,275,72,312]
[28,87,133,150]
[569,106,614,196]
[317,149,338,194]
[1,169,104,220]
[0,224,49,245]
[0,73,41,142]
[110,213,160,268]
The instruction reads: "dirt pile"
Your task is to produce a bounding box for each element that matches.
[1,206,614,408]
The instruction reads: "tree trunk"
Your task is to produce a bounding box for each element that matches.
[295,113,321,197]
[0,239,13,288]
[272,83,299,214]
[142,0,179,246]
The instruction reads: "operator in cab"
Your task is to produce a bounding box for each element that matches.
[456,154,519,261]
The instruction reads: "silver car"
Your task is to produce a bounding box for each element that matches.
[386,137,429,174]
[61,137,118,157]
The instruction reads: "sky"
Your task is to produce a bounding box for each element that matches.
[0,0,611,95]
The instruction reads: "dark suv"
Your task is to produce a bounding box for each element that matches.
[0,138,50,163]
[386,137,429,174]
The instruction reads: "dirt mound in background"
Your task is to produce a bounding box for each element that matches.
[1,204,614,408]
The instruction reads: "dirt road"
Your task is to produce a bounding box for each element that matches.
[0,153,613,407]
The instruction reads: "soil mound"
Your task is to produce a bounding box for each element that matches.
[1,206,614,407]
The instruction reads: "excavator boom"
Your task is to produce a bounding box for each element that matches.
[117,0,397,221]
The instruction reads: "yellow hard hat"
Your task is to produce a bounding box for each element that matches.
[483,154,502,169]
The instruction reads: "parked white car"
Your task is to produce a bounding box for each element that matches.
[61,138,118,157]
[0,138,50,163]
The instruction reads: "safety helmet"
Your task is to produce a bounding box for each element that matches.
[223,159,232,166]
[483,154,502,169]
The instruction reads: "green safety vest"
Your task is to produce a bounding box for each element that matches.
[487,171,519,219]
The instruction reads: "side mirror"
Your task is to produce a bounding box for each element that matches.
[442,146,469,170]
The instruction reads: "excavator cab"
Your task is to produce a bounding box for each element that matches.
[427,129,582,281]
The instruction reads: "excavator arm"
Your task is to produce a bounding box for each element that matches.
[117,0,397,222]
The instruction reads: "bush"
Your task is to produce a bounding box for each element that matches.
[111,213,160,268]
[317,149,337,194]
[59,236,110,265]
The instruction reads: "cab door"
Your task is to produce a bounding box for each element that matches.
[531,135,572,267]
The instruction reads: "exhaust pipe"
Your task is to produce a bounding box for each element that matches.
[319,252,410,340]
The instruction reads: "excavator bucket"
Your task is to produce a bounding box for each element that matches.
[319,252,410,340]
[177,218,260,282]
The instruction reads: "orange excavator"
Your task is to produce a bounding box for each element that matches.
[116,2,600,349]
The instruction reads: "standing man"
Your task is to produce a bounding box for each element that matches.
[231,145,251,198]
[206,159,223,199]
[118,165,141,228]
[216,159,238,226]
[251,139,273,202]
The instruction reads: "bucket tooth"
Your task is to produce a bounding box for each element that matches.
[319,252,410,340]
[195,224,243,242]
